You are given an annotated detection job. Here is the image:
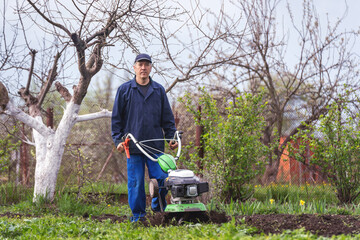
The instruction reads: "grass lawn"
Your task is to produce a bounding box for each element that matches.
[1,182,360,239]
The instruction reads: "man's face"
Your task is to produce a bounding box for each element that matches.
[133,61,152,80]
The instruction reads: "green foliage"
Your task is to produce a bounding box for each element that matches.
[1,182,345,217]
[181,88,269,202]
[0,183,33,205]
[0,126,21,172]
[66,181,128,195]
[289,100,360,204]
[1,191,121,217]
[0,212,338,240]
[209,199,262,216]
[256,183,337,205]
[0,216,266,240]
[57,193,109,216]
[206,190,360,216]
[3,183,360,239]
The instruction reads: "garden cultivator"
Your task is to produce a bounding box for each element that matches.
[123,131,209,213]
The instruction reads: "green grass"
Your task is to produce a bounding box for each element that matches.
[0,183,33,205]
[253,182,338,205]
[1,182,359,239]
[0,214,358,239]
[208,183,358,216]
[1,192,132,217]
[65,181,129,195]
[208,197,360,216]
[0,182,351,217]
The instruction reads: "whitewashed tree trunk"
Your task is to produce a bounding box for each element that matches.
[33,102,79,200]
[4,99,111,201]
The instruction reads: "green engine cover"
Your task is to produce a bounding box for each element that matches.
[157,154,176,172]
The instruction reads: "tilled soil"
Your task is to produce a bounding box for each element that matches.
[241,214,360,237]
[2,211,360,237]
[89,212,360,236]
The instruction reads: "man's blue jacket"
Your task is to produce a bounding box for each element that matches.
[111,77,177,155]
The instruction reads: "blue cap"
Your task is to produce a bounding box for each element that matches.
[134,53,152,63]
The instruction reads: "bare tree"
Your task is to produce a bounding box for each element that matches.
[110,0,243,94]
[0,0,188,201]
[211,0,360,183]
[1,0,237,201]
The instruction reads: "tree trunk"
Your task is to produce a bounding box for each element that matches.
[4,97,111,202]
[32,102,80,201]
[262,161,280,185]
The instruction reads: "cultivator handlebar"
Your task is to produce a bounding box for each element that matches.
[122,131,182,163]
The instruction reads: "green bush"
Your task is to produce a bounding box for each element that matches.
[290,100,360,204]
[181,89,268,202]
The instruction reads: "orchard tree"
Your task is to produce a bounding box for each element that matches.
[208,0,360,183]
[1,0,143,201]
[0,0,181,201]
[0,0,233,201]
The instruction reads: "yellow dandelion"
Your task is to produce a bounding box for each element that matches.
[270,199,275,205]
[300,200,305,206]
[108,204,111,207]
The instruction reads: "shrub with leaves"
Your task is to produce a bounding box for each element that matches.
[290,100,360,204]
[181,89,268,202]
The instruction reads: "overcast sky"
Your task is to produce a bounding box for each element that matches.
[1,0,359,96]
[198,0,360,31]
[196,0,360,48]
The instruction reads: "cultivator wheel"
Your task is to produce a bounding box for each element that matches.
[149,178,159,198]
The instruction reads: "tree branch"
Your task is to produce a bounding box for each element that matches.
[37,52,61,108]
[27,0,72,37]
[75,109,112,123]
[25,49,37,94]
[4,100,53,136]
[73,4,128,104]
[55,81,72,102]
[88,44,104,76]
[278,106,329,155]
[18,87,38,107]
[96,147,115,181]
[71,33,87,76]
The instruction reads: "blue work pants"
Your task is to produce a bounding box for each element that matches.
[127,154,168,221]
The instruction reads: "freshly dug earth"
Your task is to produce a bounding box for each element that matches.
[241,214,360,237]
[88,212,360,237]
[2,211,360,237]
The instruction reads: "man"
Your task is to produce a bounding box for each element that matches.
[111,53,178,222]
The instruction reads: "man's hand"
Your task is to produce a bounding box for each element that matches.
[117,142,125,153]
[169,141,178,150]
